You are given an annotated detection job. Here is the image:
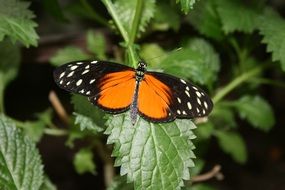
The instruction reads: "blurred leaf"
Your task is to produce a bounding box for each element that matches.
[0,0,38,47]
[195,122,214,139]
[0,115,44,189]
[140,43,166,67]
[50,46,90,66]
[43,0,67,22]
[86,30,107,59]
[160,39,220,86]
[190,159,205,177]
[73,148,96,175]
[105,113,196,189]
[18,109,53,142]
[235,95,275,131]
[0,40,20,112]
[107,176,133,190]
[40,176,57,190]
[72,94,105,130]
[258,8,285,71]
[216,0,263,33]
[215,130,247,164]
[152,3,180,31]
[185,38,220,86]
[187,0,224,40]
[211,104,237,128]
[113,0,155,36]
[74,113,103,132]
[186,184,217,190]
[176,0,196,14]
[0,40,21,87]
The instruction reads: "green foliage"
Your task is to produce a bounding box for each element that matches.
[187,0,223,40]
[50,46,90,66]
[105,113,196,189]
[215,131,247,164]
[107,176,133,190]
[187,184,217,190]
[176,0,197,14]
[234,95,275,131]
[160,38,220,86]
[216,0,263,33]
[86,30,107,59]
[40,176,57,190]
[258,9,285,71]
[0,0,38,47]
[0,115,44,189]
[113,0,155,36]
[73,148,96,175]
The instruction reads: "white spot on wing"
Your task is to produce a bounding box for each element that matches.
[192,86,198,90]
[185,90,190,97]
[79,89,85,93]
[82,70,89,75]
[202,109,206,114]
[204,101,208,109]
[186,86,190,91]
[66,81,70,86]
[177,97,181,103]
[67,71,74,77]
[91,60,98,64]
[76,79,83,86]
[59,72,65,78]
[196,91,202,97]
[187,102,192,110]
[77,62,83,65]
[59,80,63,84]
[85,65,90,69]
[86,91,91,95]
[180,79,186,84]
[196,107,200,113]
[90,79,96,84]
[70,65,78,70]
[182,111,186,115]
[177,110,181,114]
[197,97,201,105]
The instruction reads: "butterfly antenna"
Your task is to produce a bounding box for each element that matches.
[143,47,183,62]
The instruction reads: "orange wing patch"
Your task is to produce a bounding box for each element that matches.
[97,71,135,110]
[138,74,173,121]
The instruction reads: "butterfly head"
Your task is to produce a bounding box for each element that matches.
[136,61,147,79]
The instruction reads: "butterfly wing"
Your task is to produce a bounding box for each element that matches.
[138,72,213,122]
[53,60,136,113]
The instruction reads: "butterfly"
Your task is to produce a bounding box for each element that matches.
[53,60,213,125]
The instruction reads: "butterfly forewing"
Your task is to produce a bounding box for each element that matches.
[145,72,213,120]
[53,60,135,113]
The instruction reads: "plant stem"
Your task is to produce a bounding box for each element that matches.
[80,0,109,27]
[0,75,4,113]
[102,0,129,43]
[129,0,143,46]
[212,66,264,104]
[44,128,69,136]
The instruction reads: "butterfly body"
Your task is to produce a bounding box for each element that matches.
[54,60,213,125]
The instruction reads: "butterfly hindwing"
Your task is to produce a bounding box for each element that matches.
[53,60,135,113]
[144,72,213,120]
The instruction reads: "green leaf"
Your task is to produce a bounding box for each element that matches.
[0,0,38,47]
[0,40,20,112]
[72,95,105,131]
[216,0,263,33]
[195,122,214,139]
[211,104,237,128]
[86,30,107,59]
[140,43,166,67]
[74,113,104,132]
[190,159,205,177]
[107,176,133,190]
[215,130,247,164]
[113,0,155,36]
[43,0,67,22]
[234,95,275,131]
[160,39,220,86]
[40,176,57,190]
[152,3,180,31]
[187,0,224,40]
[176,0,196,14]
[105,113,196,189]
[0,115,44,189]
[73,148,96,175]
[258,8,285,71]
[50,46,90,66]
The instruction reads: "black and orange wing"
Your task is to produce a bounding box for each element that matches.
[53,60,135,113]
[137,72,213,122]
